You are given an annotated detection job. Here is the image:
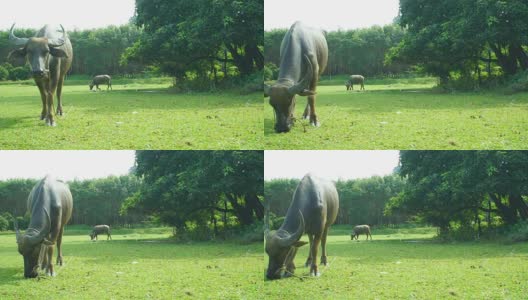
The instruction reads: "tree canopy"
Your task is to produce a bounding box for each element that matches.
[123,0,263,80]
[122,151,264,232]
[388,151,528,233]
[389,0,528,81]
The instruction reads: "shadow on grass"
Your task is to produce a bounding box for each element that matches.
[0,117,35,129]
[0,268,22,285]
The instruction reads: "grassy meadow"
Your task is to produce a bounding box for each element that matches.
[0,226,263,299]
[263,225,528,299]
[0,78,262,149]
[264,76,528,149]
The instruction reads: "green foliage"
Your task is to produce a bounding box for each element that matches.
[391,0,528,81]
[0,65,8,81]
[8,66,30,81]
[265,24,411,77]
[124,151,264,233]
[125,0,263,80]
[391,151,528,234]
[505,69,528,93]
[504,221,528,242]
[263,63,278,81]
[0,215,8,231]
[0,82,263,149]
[264,80,528,149]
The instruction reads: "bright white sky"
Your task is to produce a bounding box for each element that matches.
[0,151,136,181]
[0,0,136,30]
[265,0,400,31]
[265,150,400,181]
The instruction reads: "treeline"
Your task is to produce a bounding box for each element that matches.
[0,25,148,80]
[264,24,411,79]
[388,151,528,236]
[0,175,144,230]
[265,174,408,227]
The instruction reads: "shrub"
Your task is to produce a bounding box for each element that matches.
[0,65,9,81]
[503,221,528,243]
[0,215,8,231]
[504,70,528,94]
[8,66,31,81]
[264,63,278,81]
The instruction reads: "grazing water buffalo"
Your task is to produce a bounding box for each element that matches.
[90,225,112,240]
[346,75,365,91]
[265,174,339,279]
[351,225,372,241]
[8,24,73,126]
[15,176,73,278]
[264,22,328,133]
[89,75,112,91]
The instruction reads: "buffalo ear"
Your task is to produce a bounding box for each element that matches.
[293,240,308,248]
[7,48,26,60]
[297,89,316,96]
[50,48,68,58]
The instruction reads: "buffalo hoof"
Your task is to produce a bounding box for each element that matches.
[310,121,320,127]
[310,272,321,277]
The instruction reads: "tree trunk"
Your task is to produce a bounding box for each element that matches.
[490,193,517,225]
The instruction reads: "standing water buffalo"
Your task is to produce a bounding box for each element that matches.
[264,22,328,133]
[351,225,372,241]
[90,225,112,240]
[15,176,73,278]
[265,174,339,279]
[346,75,365,91]
[8,24,73,126]
[89,75,112,91]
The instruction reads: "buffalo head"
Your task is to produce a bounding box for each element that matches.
[8,23,69,79]
[265,211,307,280]
[264,55,315,133]
[15,220,47,278]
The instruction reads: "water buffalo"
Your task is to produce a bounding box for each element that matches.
[346,75,365,91]
[15,176,73,278]
[265,174,339,279]
[264,22,328,133]
[8,24,73,126]
[90,225,112,241]
[89,75,112,91]
[351,225,372,241]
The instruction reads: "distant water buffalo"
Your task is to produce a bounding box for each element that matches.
[90,225,112,241]
[90,75,112,91]
[351,225,372,241]
[264,22,328,133]
[15,176,73,278]
[346,75,365,91]
[265,174,339,279]
[8,24,73,126]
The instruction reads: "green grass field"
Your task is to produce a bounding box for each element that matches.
[265,77,528,149]
[0,227,263,299]
[263,225,528,299]
[0,79,262,149]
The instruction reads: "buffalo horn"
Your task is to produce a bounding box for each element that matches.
[288,55,314,96]
[278,210,304,247]
[48,24,66,47]
[8,23,29,47]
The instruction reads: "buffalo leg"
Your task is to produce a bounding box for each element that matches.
[36,81,47,120]
[320,227,329,266]
[48,245,54,276]
[305,234,314,267]
[56,76,64,116]
[56,226,64,265]
[302,103,311,120]
[310,234,322,276]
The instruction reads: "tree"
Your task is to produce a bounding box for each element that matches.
[124,0,263,80]
[389,151,528,234]
[123,151,264,231]
[390,0,528,81]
